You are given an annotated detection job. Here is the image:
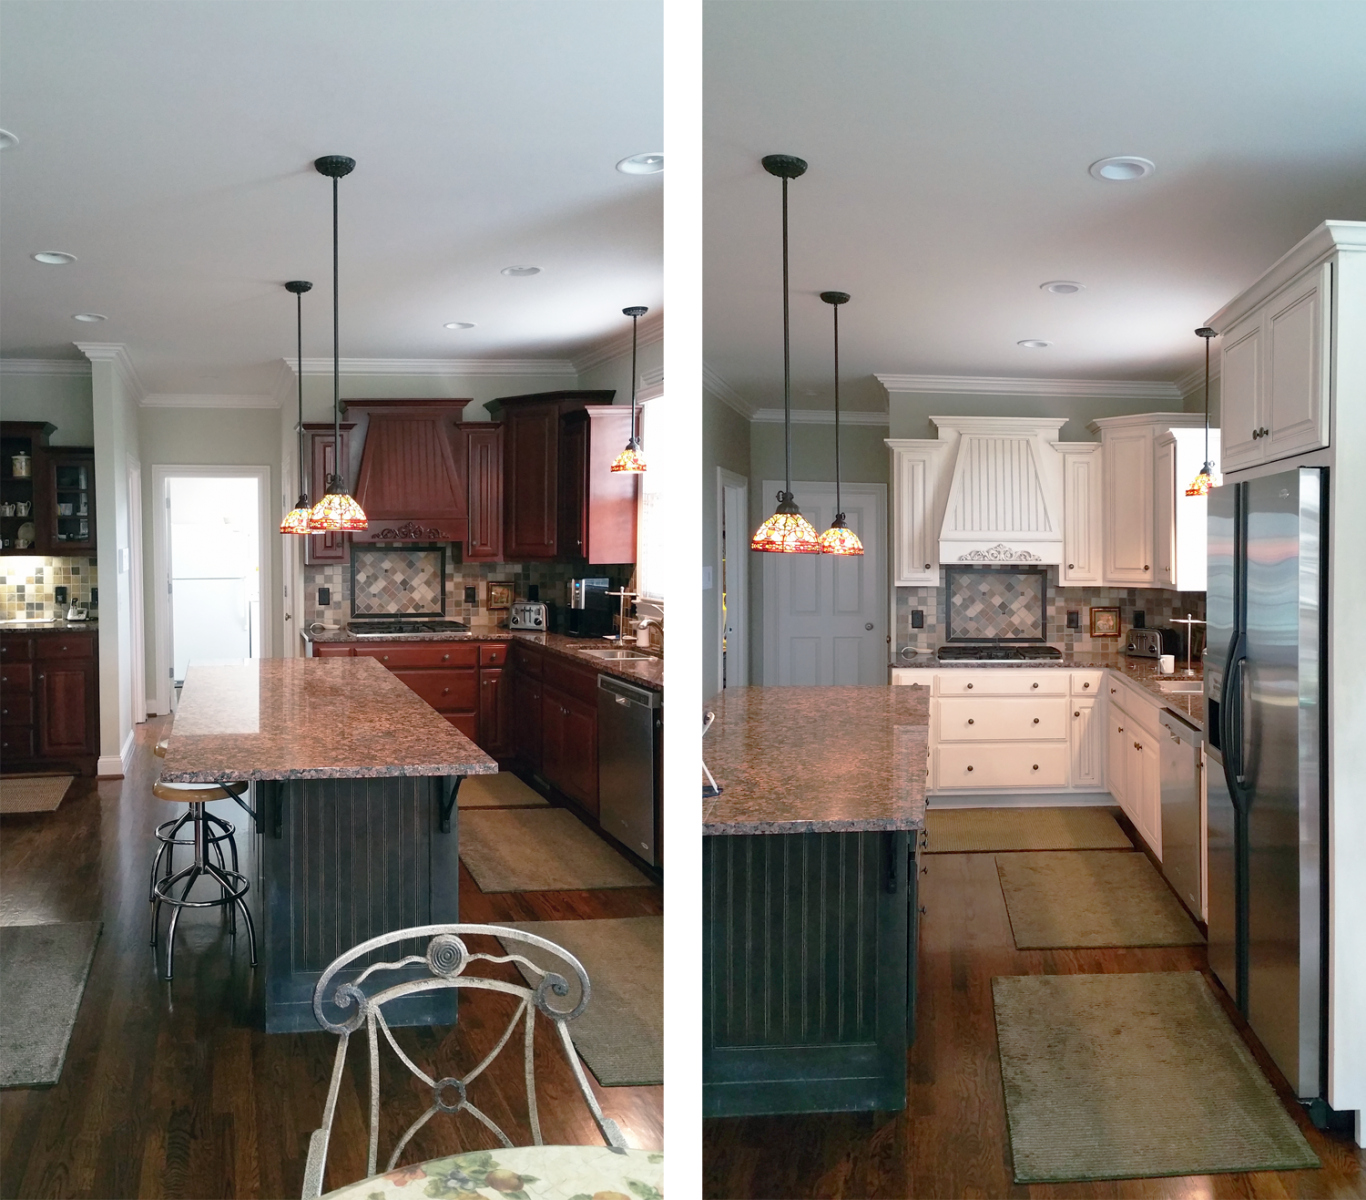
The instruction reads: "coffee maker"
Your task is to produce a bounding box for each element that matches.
[567,577,614,637]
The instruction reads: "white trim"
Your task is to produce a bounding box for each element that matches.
[1174,355,1222,399]
[876,373,1183,400]
[0,358,91,376]
[290,357,578,377]
[716,468,749,691]
[1087,411,1205,434]
[74,342,146,402]
[127,458,146,727]
[141,393,278,409]
[151,465,273,714]
[752,407,889,426]
[702,364,757,418]
[97,727,136,779]
[572,310,665,374]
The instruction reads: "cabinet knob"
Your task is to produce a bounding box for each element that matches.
[442,688,449,695]
[382,655,389,662]
[924,563,931,571]
[1033,717,1040,724]
[966,765,973,772]
[1111,687,1117,694]
[1074,710,1080,717]
[1031,682,1039,689]
[1068,564,1074,569]
[442,654,450,662]
[966,682,973,690]
[1144,565,1149,571]
[967,718,974,725]
[60,646,67,652]
[1083,682,1090,689]
[1032,764,1039,771]
[1118,725,1124,732]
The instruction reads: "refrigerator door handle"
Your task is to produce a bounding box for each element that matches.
[1219,631,1249,796]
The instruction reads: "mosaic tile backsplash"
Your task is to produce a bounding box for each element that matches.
[0,556,99,621]
[947,569,1046,640]
[896,567,1207,659]
[352,547,446,615]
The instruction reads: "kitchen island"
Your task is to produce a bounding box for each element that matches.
[160,656,496,1032]
[703,685,929,1117]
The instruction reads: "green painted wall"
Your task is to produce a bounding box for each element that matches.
[300,370,580,424]
[0,370,95,443]
[703,387,751,699]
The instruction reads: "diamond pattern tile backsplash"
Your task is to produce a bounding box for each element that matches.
[947,569,1046,640]
[352,548,445,615]
[0,556,99,621]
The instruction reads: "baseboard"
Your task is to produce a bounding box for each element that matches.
[96,728,136,779]
[146,696,158,718]
[927,790,1114,809]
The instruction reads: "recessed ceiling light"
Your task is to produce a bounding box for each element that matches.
[500,265,541,277]
[0,129,18,151]
[1041,280,1084,295]
[72,313,107,323]
[1017,339,1052,349]
[443,321,476,330]
[33,251,76,265]
[616,152,664,175]
[1089,156,1155,182]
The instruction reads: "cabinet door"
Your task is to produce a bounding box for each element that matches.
[512,672,542,769]
[478,667,509,757]
[37,659,96,757]
[1265,262,1331,461]
[503,403,559,559]
[1059,447,1103,586]
[45,452,96,553]
[1107,705,1130,815]
[1126,731,1161,857]
[933,696,1067,741]
[1070,697,1103,789]
[1219,314,1263,472]
[888,446,940,586]
[557,414,588,560]
[304,428,352,565]
[560,693,599,816]
[463,424,504,562]
[1153,436,1176,587]
[1103,430,1153,583]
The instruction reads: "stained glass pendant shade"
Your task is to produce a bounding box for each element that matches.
[817,290,863,555]
[751,153,819,554]
[280,280,313,535]
[1186,326,1219,497]
[610,305,649,473]
[307,154,367,533]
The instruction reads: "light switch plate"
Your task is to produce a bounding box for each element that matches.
[702,566,713,590]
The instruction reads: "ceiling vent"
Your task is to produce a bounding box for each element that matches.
[932,416,1068,565]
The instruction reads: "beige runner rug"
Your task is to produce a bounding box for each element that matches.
[0,775,74,815]
[460,808,650,892]
[925,805,1131,853]
[457,772,548,808]
[993,972,1319,1182]
[996,851,1204,948]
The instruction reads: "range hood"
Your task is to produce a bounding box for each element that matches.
[345,399,471,543]
[932,416,1068,565]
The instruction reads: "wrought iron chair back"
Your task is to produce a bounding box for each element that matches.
[301,923,626,1200]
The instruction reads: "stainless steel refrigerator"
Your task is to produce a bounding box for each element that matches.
[1206,467,1327,1111]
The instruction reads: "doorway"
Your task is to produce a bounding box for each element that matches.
[152,466,271,713]
[717,469,748,689]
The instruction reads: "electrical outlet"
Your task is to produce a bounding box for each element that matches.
[1066,610,1080,629]
[911,609,925,629]
[318,586,331,606]
[464,586,477,604]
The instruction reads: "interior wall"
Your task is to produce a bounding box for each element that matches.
[703,387,751,699]
[299,369,580,424]
[575,329,664,403]
[0,369,95,443]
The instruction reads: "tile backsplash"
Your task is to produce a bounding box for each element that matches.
[0,556,99,621]
[947,568,1047,640]
[896,567,1206,658]
[352,547,446,615]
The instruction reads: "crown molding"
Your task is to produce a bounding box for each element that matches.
[701,364,757,419]
[140,393,279,409]
[75,342,146,402]
[875,373,1183,401]
[753,407,889,426]
[572,310,664,374]
[0,358,91,377]
[291,357,579,378]
[1174,356,1222,399]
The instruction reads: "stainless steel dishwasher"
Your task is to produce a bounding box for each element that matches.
[1159,709,1202,918]
[597,675,662,866]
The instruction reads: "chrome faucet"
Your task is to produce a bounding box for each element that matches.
[605,589,638,645]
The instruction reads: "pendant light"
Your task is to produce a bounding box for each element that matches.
[307,154,368,532]
[1185,326,1218,497]
[610,305,649,472]
[279,280,314,535]
[816,291,864,555]
[751,154,819,554]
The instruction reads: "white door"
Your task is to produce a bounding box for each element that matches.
[718,469,748,688]
[762,481,887,685]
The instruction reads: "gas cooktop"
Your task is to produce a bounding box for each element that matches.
[348,619,470,638]
[936,644,1063,661]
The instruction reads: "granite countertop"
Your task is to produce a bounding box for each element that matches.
[0,618,99,632]
[890,648,1204,729]
[702,685,929,836]
[160,657,498,782]
[304,626,663,691]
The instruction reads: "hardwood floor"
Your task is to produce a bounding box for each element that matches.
[703,850,1365,1199]
[0,717,663,1199]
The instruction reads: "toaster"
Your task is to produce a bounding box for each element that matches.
[508,601,548,631]
[1124,627,1182,658]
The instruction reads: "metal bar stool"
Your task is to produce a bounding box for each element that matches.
[150,778,258,980]
[148,737,244,902]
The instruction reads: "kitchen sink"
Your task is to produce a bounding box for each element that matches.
[578,648,656,661]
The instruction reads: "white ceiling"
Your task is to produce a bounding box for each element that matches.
[0,1,662,396]
[705,1,1366,412]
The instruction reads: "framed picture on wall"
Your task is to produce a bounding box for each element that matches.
[487,582,514,610]
[1090,606,1121,637]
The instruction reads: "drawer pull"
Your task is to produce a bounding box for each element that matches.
[967,718,974,725]
[1032,764,1039,771]
[442,653,450,662]
[1031,682,1039,689]
[442,688,450,696]
[1032,717,1040,724]
[1118,725,1124,732]
[1134,742,1142,751]
[1083,682,1090,689]
[966,765,973,772]
[1074,710,1080,717]
[1111,687,1117,694]
[924,563,931,571]
[966,682,973,690]
[382,655,389,662]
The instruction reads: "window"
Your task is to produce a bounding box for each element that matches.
[636,396,663,601]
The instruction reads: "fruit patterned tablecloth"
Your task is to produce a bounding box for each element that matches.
[321,1145,664,1200]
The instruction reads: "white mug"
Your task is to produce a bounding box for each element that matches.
[1159,653,1176,674]
[15,501,31,517]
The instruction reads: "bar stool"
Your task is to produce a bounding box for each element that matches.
[150,778,258,980]
[148,737,244,902]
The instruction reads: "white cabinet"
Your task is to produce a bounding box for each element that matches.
[1070,697,1103,789]
[1057,443,1103,586]
[886,440,949,586]
[1106,678,1163,857]
[1219,262,1332,473]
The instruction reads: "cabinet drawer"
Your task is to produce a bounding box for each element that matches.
[935,670,1068,697]
[354,643,478,669]
[934,697,1067,742]
[1,726,34,759]
[36,633,96,660]
[479,642,508,667]
[1071,671,1104,696]
[444,711,478,741]
[312,643,354,657]
[934,741,1071,789]
[543,656,598,704]
[1,694,34,725]
[510,641,543,677]
[0,638,32,661]
[391,669,478,712]
[1,663,34,692]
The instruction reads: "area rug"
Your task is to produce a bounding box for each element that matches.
[925,805,1131,853]
[996,851,1204,948]
[498,917,663,1087]
[459,808,650,892]
[992,972,1320,1182]
[0,775,75,815]
[0,921,102,1087]
[457,772,549,809]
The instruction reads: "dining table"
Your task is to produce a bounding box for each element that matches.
[319,1144,664,1200]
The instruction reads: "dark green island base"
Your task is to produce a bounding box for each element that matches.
[701,685,929,1117]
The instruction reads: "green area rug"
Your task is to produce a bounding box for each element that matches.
[925,805,1131,853]
[498,916,663,1087]
[460,808,650,892]
[0,921,101,1087]
[457,772,549,808]
[992,972,1320,1182]
[996,851,1204,948]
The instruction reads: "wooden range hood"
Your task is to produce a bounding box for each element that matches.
[344,399,471,544]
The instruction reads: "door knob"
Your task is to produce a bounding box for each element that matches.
[865,623,874,631]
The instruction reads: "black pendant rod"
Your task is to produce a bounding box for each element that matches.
[624,305,648,447]
[315,154,355,493]
[1197,325,1216,469]
[285,280,312,504]
[781,172,792,494]
[821,291,851,521]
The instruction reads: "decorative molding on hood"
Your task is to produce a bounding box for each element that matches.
[876,373,1182,400]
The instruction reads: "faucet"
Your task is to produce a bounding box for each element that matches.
[636,617,661,649]
[605,589,638,645]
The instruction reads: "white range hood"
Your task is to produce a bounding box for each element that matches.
[932,416,1068,565]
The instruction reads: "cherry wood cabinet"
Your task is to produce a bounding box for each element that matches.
[560,406,639,565]
[45,450,96,553]
[462,423,504,562]
[509,642,543,769]
[0,628,99,774]
[303,423,355,566]
[1,422,96,557]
